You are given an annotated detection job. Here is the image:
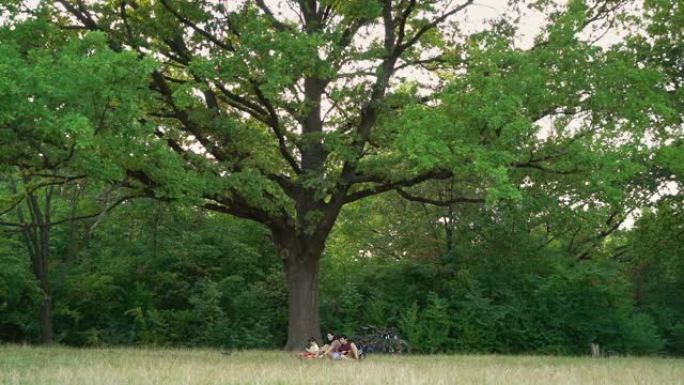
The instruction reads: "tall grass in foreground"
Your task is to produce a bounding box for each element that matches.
[0,345,682,385]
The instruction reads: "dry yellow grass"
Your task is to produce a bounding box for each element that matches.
[0,345,682,385]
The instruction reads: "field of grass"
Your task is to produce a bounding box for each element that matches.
[1,345,683,385]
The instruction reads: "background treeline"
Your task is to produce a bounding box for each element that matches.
[1,181,682,355]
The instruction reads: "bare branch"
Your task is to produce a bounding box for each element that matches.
[151,71,233,164]
[251,83,302,174]
[343,168,453,204]
[204,194,289,230]
[382,0,396,54]
[395,55,449,71]
[0,221,23,228]
[513,162,582,175]
[158,0,235,52]
[398,0,475,53]
[395,0,418,47]
[396,188,483,206]
[55,0,99,31]
[213,82,269,118]
[48,194,141,227]
[255,0,293,32]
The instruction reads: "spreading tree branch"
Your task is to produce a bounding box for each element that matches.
[343,168,453,204]
[395,188,484,206]
[158,0,235,52]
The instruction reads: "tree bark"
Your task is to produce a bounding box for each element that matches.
[275,230,325,351]
[283,250,322,350]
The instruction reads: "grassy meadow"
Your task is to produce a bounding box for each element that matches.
[1,345,683,385]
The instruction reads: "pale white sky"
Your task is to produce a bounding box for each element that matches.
[252,0,629,47]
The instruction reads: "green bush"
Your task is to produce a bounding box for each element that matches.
[622,313,665,354]
[0,243,41,342]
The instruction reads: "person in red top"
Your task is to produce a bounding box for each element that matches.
[338,335,360,361]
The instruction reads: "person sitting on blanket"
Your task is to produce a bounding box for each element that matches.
[320,332,342,359]
[297,337,319,359]
[338,335,360,361]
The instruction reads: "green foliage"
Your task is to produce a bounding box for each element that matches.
[627,201,684,354]
[44,201,286,348]
[321,186,679,355]
[0,235,41,341]
[0,20,154,181]
[399,302,420,350]
[399,294,451,353]
[321,247,657,355]
[0,185,680,355]
[622,313,665,354]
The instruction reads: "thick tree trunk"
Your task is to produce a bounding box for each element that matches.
[275,230,326,351]
[283,251,322,350]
